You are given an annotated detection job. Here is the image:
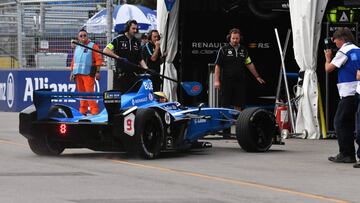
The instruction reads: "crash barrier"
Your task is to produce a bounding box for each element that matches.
[0,69,107,112]
[208,64,219,107]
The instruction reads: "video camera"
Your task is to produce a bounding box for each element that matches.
[323,37,338,52]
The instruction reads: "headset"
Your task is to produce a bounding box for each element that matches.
[227,28,241,41]
[124,20,138,32]
[227,28,242,42]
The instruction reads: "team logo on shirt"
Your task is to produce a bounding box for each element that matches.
[239,49,245,57]
[121,42,127,48]
[133,42,139,50]
[227,50,234,56]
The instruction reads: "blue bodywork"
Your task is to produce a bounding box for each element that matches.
[20,75,240,154]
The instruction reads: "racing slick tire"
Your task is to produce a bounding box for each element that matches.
[134,108,164,159]
[236,107,276,152]
[27,105,68,156]
[28,137,65,156]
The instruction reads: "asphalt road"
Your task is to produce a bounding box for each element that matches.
[0,112,359,203]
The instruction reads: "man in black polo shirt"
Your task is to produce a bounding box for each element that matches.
[104,20,148,93]
[214,28,265,111]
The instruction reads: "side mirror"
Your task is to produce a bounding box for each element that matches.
[197,103,205,113]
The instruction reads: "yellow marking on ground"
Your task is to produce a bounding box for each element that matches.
[0,139,27,147]
[111,159,348,203]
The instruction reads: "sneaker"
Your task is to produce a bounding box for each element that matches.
[354,162,360,168]
[328,154,356,163]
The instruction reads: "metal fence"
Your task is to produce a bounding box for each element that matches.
[0,0,108,69]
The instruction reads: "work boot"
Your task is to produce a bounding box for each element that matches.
[328,153,356,163]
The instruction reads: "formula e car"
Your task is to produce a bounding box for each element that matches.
[19,74,282,159]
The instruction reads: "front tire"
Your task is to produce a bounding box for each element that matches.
[236,107,276,152]
[134,108,164,159]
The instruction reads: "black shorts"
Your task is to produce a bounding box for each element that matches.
[220,78,245,108]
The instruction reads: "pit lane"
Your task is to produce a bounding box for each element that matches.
[0,112,358,203]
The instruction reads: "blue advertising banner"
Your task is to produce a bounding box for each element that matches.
[0,69,107,112]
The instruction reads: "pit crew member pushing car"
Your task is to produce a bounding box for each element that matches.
[103,20,148,93]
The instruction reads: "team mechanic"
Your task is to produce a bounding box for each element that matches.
[214,28,265,111]
[103,20,148,93]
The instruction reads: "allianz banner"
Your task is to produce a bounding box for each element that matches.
[0,69,107,112]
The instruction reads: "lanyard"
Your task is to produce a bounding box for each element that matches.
[145,42,153,56]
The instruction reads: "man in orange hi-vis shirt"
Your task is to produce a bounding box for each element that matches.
[70,29,103,115]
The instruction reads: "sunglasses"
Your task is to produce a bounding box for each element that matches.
[79,34,87,38]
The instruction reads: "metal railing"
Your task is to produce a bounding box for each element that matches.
[0,0,107,69]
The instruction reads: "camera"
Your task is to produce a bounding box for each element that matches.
[323,37,337,52]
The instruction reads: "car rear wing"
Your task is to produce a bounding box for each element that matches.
[32,89,121,120]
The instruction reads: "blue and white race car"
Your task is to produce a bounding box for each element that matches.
[19,74,282,159]
[19,40,282,159]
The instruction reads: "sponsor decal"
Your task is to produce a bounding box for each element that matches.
[191,42,227,55]
[131,97,148,105]
[194,118,207,124]
[0,73,15,108]
[7,73,14,108]
[162,104,177,111]
[248,43,270,49]
[124,113,135,136]
[143,81,153,90]
[23,77,100,102]
[148,93,153,101]
[191,85,200,93]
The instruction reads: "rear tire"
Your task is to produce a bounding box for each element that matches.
[134,108,164,159]
[28,137,65,156]
[236,107,276,152]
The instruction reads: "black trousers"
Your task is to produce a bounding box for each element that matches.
[334,95,357,157]
[356,94,360,159]
[220,78,245,109]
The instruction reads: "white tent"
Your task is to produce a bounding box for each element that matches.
[156,0,329,139]
[157,0,179,102]
[289,0,328,139]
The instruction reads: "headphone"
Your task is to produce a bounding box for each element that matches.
[125,20,138,32]
[227,28,241,42]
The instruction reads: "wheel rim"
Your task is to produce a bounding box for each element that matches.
[252,111,273,150]
[141,120,161,155]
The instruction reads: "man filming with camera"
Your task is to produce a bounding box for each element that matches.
[324,27,360,168]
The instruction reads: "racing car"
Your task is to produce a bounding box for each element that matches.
[19,73,282,159]
[19,41,282,159]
